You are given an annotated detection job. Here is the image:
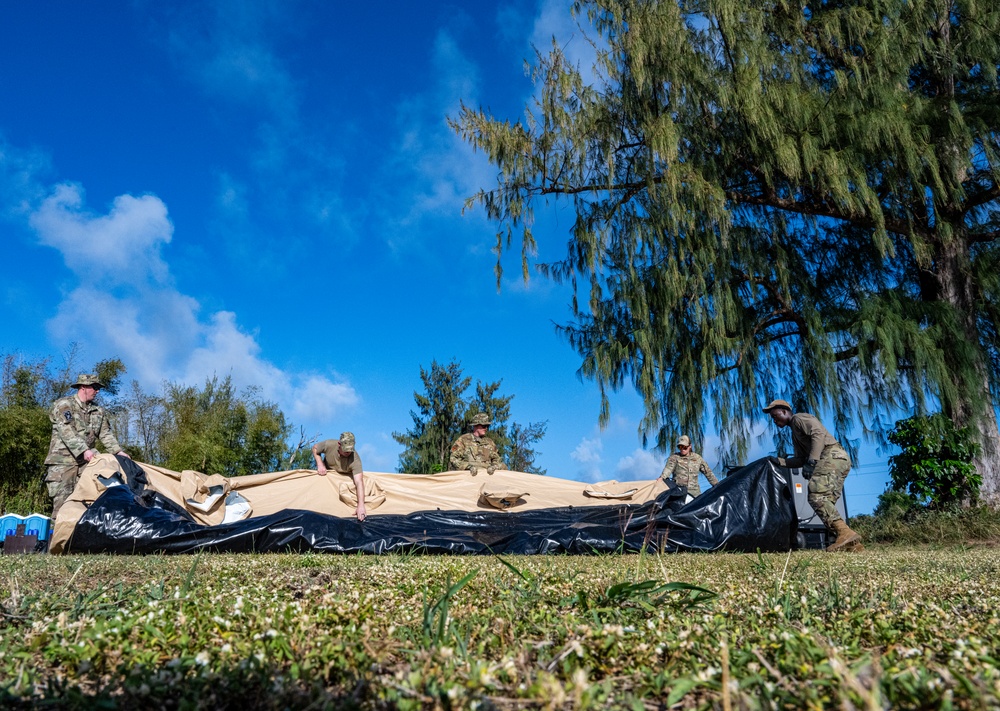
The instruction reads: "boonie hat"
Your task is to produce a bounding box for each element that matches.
[470,413,491,427]
[677,435,691,447]
[762,399,793,413]
[72,374,105,389]
[338,432,356,453]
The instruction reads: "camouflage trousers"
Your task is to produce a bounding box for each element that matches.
[45,463,81,519]
[807,446,851,527]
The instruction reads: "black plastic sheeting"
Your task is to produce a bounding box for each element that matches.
[64,458,797,554]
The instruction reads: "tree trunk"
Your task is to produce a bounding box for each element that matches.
[936,235,1000,506]
[974,406,1000,506]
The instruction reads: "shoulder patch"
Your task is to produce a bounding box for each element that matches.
[62,409,73,423]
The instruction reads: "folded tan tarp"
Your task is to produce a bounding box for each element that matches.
[49,454,667,553]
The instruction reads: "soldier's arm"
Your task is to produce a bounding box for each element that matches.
[312,442,328,475]
[701,457,719,486]
[450,438,472,471]
[353,468,366,520]
[660,455,677,480]
[97,413,125,455]
[785,416,822,468]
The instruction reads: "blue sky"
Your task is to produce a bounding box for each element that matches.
[0,0,890,513]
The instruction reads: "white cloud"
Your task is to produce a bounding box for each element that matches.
[29,184,172,285]
[31,181,359,431]
[570,435,604,481]
[358,438,397,474]
[615,448,663,481]
[383,29,496,235]
[167,1,298,122]
[287,374,360,426]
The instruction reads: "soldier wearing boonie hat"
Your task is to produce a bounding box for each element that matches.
[763,399,861,552]
[450,412,506,476]
[660,434,718,500]
[312,431,366,521]
[44,374,131,519]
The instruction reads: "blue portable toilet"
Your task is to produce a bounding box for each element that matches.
[0,514,25,542]
[26,514,53,542]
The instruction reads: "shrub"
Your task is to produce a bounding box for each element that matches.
[887,414,980,510]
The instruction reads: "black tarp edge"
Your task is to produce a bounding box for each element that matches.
[64,458,797,554]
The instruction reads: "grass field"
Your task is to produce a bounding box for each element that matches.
[2,547,999,709]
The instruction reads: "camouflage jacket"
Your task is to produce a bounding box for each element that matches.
[450,433,504,471]
[44,395,124,466]
[660,452,718,497]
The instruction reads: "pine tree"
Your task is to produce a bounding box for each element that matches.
[393,360,471,473]
[452,0,1000,501]
[393,360,547,473]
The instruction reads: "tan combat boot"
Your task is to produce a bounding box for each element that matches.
[826,520,862,551]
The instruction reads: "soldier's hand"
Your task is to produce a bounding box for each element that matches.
[487,466,496,475]
[116,451,132,460]
[83,449,96,462]
[469,466,478,476]
[317,465,327,477]
[803,458,818,479]
[767,456,782,466]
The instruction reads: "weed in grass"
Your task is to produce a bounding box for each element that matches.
[419,568,478,649]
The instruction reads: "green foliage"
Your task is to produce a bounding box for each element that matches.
[451,0,1000,473]
[161,376,291,477]
[0,351,114,514]
[420,569,479,648]
[93,358,127,397]
[564,579,717,623]
[0,405,49,514]
[0,350,313,510]
[393,360,470,473]
[3,551,999,709]
[852,505,1000,545]
[393,359,547,473]
[507,420,549,474]
[887,414,981,509]
[872,489,919,520]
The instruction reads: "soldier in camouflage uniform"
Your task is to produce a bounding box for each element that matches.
[450,413,505,475]
[312,432,366,521]
[660,435,719,500]
[44,374,130,518]
[763,399,861,552]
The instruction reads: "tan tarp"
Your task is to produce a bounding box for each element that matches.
[50,454,667,553]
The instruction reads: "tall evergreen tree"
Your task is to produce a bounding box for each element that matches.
[393,360,471,474]
[393,360,547,474]
[452,0,1000,501]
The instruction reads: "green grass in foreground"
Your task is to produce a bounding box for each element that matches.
[1,549,999,709]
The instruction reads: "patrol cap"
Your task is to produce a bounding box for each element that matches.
[677,435,691,447]
[762,399,793,413]
[72,374,105,389]
[470,413,491,427]
[338,432,356,453]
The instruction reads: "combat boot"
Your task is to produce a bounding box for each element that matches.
[826,520,861,552]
